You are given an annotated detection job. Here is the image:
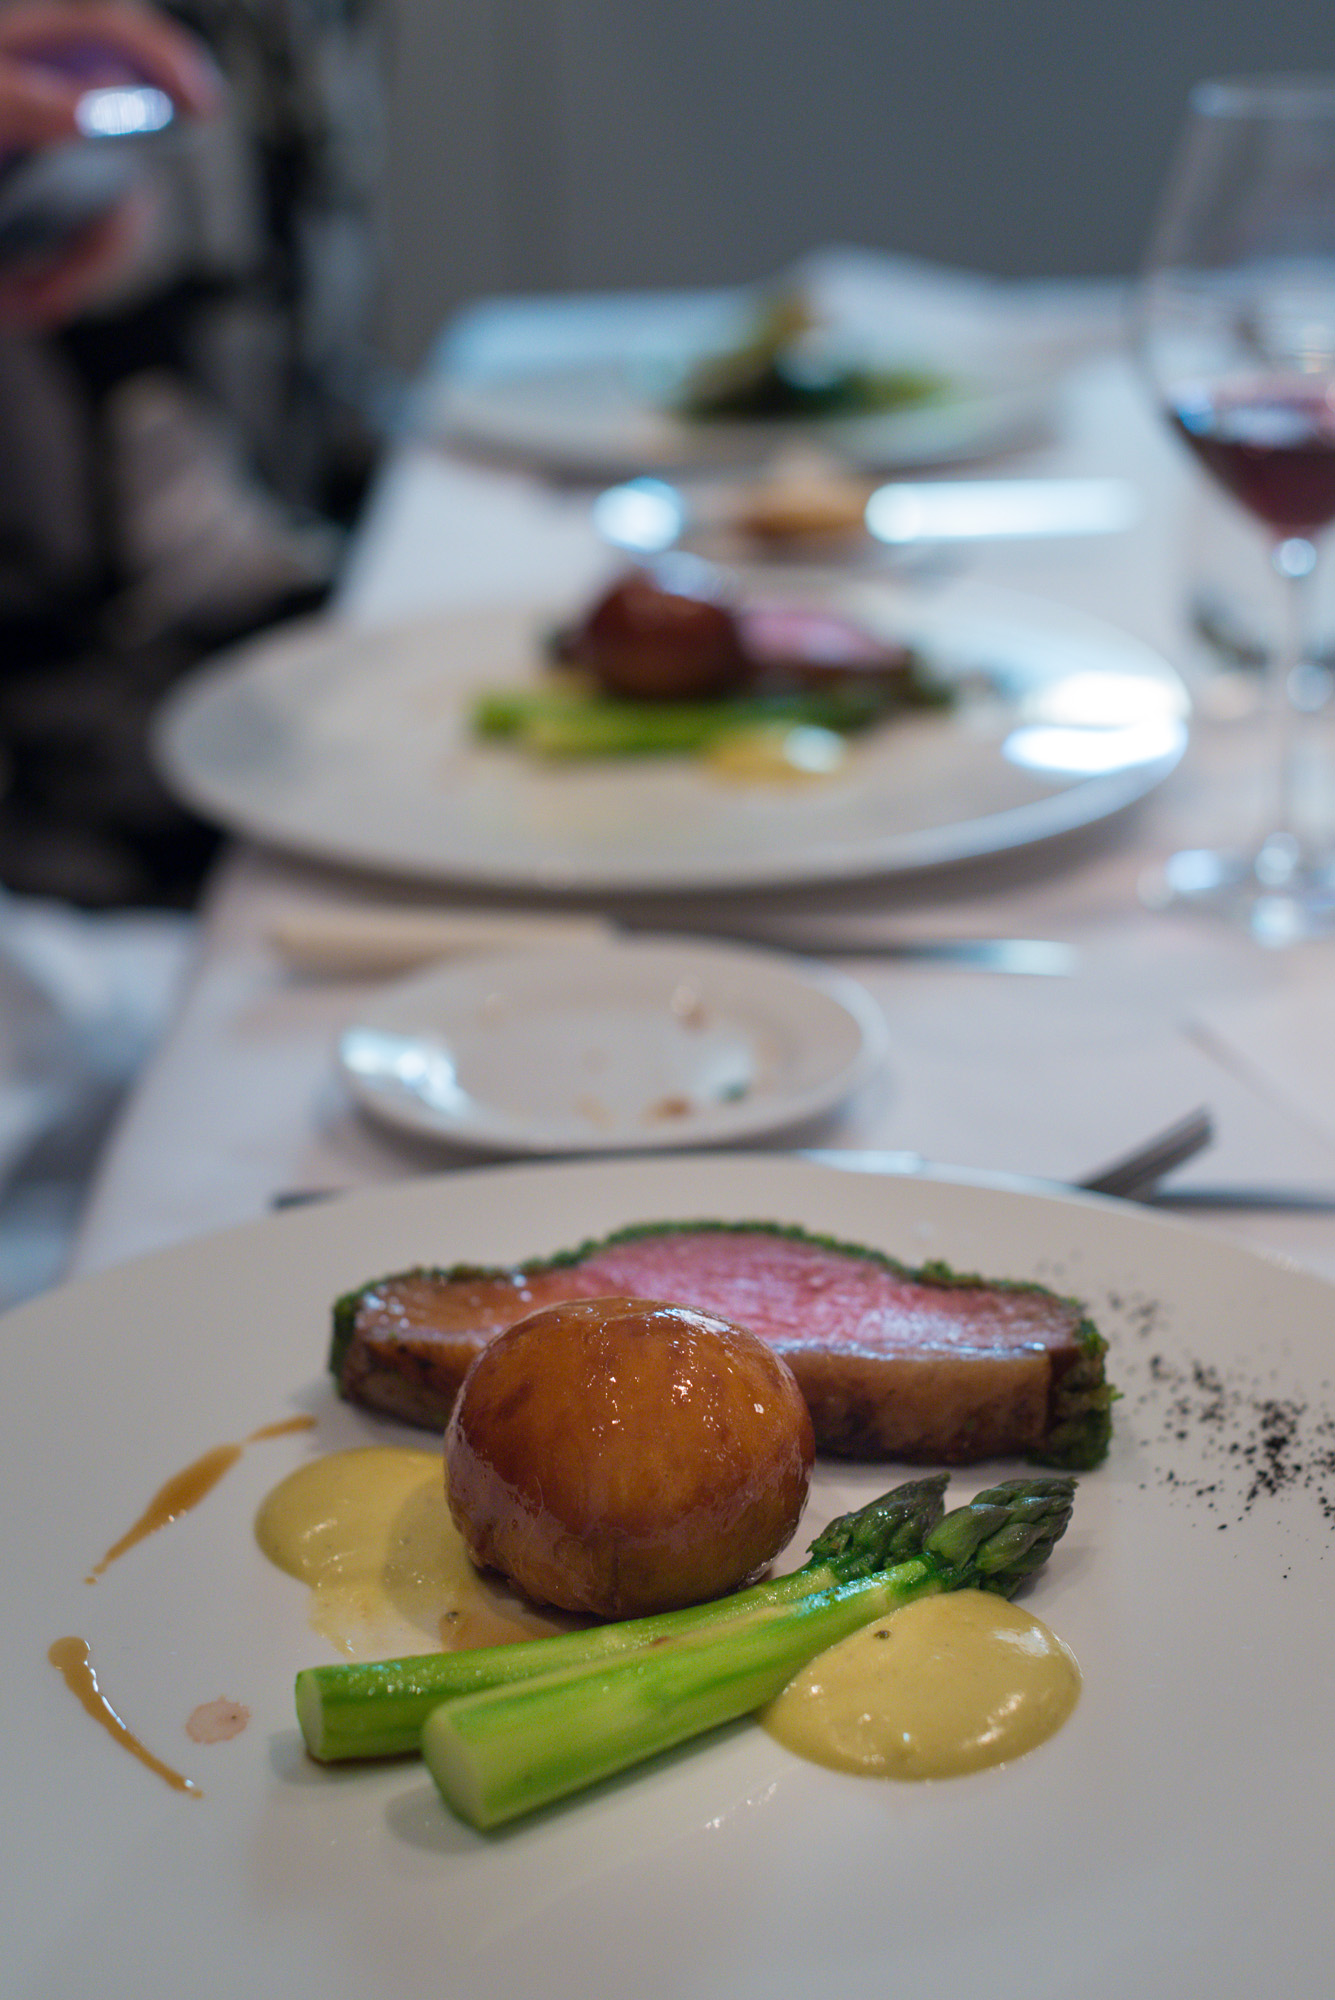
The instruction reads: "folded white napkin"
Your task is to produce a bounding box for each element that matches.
[788,246,1127,371]
[266,905,616,977]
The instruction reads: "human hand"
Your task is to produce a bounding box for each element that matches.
[0,1,221,328]
[0,1,221,128]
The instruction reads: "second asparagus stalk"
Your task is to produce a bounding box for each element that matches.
[423,1477,1077,1829]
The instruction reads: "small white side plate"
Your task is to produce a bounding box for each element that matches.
[338,938,888,1153]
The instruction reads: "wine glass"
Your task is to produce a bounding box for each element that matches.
[1138,75,1335,944]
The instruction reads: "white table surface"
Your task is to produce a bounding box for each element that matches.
[66,271,1335,1289]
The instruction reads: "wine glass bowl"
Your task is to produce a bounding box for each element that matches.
[1139,75,1335,942]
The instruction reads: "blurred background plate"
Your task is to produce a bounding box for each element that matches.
[434,355,1052,477]
[154,575,1189,895]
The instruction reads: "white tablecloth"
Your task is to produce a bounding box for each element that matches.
[65,265,1335,1288]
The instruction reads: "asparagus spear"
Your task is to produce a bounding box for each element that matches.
[296,1475,950,1763]
[423,1476,1076,1830]
[471,684,895,757]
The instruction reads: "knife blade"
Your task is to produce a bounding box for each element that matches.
[593,474,1139,555]
[715,933,1076,975]
[266,907,1077,979]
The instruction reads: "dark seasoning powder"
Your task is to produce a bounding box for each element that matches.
[1104,1286,1335,1534]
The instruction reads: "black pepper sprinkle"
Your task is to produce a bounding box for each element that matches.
[1105,1284,1335,1536]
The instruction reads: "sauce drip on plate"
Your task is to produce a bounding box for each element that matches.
[47,1638,202,1797]
[87,1414,315,1581]
[56,1414,316,1789]
[763,1589,1079,1780]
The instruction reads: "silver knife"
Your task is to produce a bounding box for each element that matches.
[1145,1186,1335,1212]
[711,933,1076,976]
[267,907,1078,979]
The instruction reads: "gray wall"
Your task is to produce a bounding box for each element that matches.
[376,0,1335,369]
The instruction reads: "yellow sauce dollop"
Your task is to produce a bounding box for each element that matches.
[255,1446,570,1658]
[705,722,848,784]
[762,1589,1079,1780]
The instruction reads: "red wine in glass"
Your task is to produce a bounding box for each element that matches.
[1139,76,1335,939]
[1170,384,1335,536]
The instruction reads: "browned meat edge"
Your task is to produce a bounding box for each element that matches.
[329,1221,1113,1469]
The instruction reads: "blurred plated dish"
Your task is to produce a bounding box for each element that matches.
[432,352,1050,478]
[430,281,1053,477]
[153,572,1189,895]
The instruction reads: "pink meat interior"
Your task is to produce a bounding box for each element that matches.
[570,1231,1071,1358]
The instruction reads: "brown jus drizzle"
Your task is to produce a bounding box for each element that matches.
[58,1414,318,1795]
[86,1414,316,1581]
[47,1638,203,1797]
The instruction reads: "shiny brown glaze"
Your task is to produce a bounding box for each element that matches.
[445,1297,815,1618]
[48,1638,203,1797]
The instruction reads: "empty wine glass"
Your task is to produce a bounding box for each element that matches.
[1138,75,1335,943]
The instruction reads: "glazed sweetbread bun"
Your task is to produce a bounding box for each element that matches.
[444,1295,815,1618]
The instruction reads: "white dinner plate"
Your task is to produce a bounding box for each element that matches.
[9,1153,1335,2000]
[431,357,1050,477]
[153,575,1189,894]
[337,938,888,1153]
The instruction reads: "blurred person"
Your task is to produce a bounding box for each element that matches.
[0,0,383,906]
[0,1,221,327]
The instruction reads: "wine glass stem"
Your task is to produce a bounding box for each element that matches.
[1259,538,1317,883]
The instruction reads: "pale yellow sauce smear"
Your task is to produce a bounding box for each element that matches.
[762,1589,1079,1780]
[254,1446,572,1659]
[705,722,847,785]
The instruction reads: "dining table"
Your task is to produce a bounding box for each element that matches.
[18,248,1335,2000]
[61,251,1335,1289]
